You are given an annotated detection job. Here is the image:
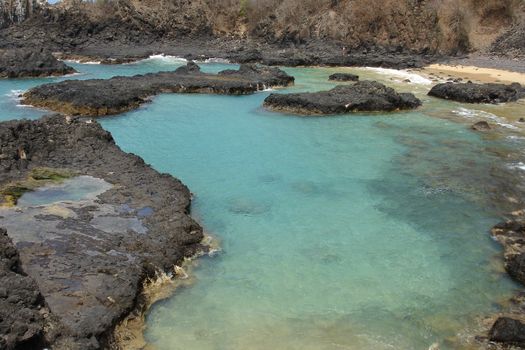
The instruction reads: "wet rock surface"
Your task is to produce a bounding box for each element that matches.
[0,228,47,350]
[471,121,491,131]
[489,317,525,346]
[263,81,421,115]
[328,73,359,82]
[22,62,294,116]
[428,82,525,104]
[0,115,204,349]
[0,48,76,78]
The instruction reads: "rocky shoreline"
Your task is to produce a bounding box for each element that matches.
[0,48,75,78]
[22,62,294,116]
[0,115,206,349]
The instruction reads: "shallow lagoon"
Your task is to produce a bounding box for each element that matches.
[1,57,525,349]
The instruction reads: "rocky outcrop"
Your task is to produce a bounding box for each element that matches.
[490,21,525,58]
[471,121,491,131]
[0,228,47,350]
[489,317,525,347]
[0,0,40,28]
[0,48,76,78]
[263,81,421,115]
[0,115,205,349]
[329,73,359,82]
[428,82,525,104]
[22,62,294,116]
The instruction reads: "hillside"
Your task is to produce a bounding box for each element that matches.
[0,0,524,58]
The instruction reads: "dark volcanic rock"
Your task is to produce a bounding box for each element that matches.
[0,48,76,78]
[471,121,491,131]
[328,73,359,82]
[0,115,205,349]
[263,81,421,115]
[428,82,525,104]
[492,220,525,285]
[22,62,294,116]
[489,317,525,346]
[0,228,46,350]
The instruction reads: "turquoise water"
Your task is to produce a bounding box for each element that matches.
[1,58,524,349]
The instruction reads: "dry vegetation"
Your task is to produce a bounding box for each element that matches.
[60,0,525,54]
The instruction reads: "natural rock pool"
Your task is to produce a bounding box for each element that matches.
[2,57,525,349]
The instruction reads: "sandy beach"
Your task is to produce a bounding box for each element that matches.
[423,63,525,84]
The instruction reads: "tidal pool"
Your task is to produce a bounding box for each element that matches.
[16,175,112,207]
[1,57,524,349]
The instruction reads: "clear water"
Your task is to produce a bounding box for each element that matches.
[0,58,524,349]
[17,175,112,207]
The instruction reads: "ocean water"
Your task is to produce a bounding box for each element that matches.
[1,57,525,349]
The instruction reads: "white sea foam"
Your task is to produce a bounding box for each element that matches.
[63,59,101,65]
[143,54,188,64]
[364,67,432,85]
[508,162,525,171]
[204,57,230,64]
[453,107,520,130]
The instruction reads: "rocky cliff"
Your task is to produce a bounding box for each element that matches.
[0,0,524,60]
[0,0,43,28]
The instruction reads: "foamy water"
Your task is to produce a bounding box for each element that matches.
[453,107,520,130]
[364,67,433,85]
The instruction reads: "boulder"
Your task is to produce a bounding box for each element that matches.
[329,73,359,82]
[471,121,491,131]
[263,81,422,115]
[489,317,525,346]
[428,82,525,104]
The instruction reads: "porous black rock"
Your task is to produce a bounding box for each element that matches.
[0,48,76,78]
[263,81,421,115]
[22,62,294,116]
[489,317,525,346]
[0,228,46,350]
[0,115,205,349]
[428,81,525,104]
[328,73,359,82]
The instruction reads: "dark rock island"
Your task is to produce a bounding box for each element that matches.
[0,115,205,349]
[328,73,359,82]
[22,62,294,116]
[428,81,525,104]
[0,48,76,78]
[263,81,421,115]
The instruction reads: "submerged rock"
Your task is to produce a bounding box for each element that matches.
[471,121,491,131]
[489,317,525,346]
[0,115,204,349]
[492,220,525,285]
[428,82,525,104]
[263,81,421,115]
[328,73,359,82]
[22,62,294,116]
[0,48,76,78]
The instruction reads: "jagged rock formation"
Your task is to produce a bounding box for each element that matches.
[0,48,76,78]
[263,81,421,115]
[22,62,294,116]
